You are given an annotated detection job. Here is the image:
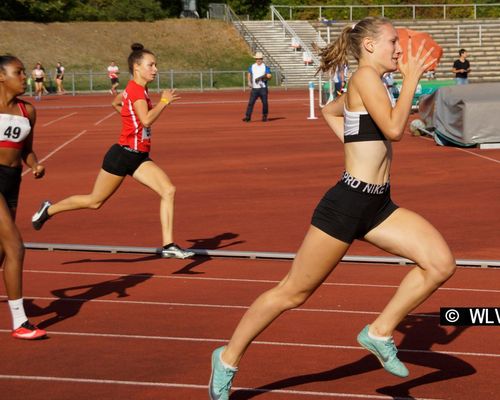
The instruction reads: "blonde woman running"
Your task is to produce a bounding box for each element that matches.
[209,16,456,400]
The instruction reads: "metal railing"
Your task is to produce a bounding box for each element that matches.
[26,69,282,96]
[213,3,284,83]
[274,3,500,21]
[270,5,321,67]
[456,23,500,46]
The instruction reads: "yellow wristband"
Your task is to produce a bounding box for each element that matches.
[160,98,169,104]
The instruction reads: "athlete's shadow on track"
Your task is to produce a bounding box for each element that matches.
[25,273,153,329]
[231,313,475,399]
[172,232,245,275]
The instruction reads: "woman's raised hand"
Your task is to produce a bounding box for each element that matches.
[161,89,180,104]
[398,37,436,82]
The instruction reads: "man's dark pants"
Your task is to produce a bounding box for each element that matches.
[245,88,268,120]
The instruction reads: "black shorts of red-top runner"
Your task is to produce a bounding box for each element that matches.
[311,171,398,244]
[0,164,22,208]
[102,143,152,177]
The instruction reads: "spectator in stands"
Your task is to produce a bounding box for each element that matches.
[303,51,313,66]
[242,52,272,122]
[425,70,436,80]
[452,49,471,85]
[291,37,301,52]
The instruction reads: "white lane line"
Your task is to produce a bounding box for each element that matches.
[0,294,483,323]
[94,111,116,126]
[418,135,500,164]
[37,129,87,163]
[42,112,78,127]
[0,329,497,359]
[23,269,500,294]
[454,145,500,164]
[21,129,87,176]
[0,374,440,399]
[34,97,309,110]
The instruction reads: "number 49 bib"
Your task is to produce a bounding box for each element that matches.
[0,114,31,145]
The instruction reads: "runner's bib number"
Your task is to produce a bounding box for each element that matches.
[142,127,151,140]
[0,114,31,143]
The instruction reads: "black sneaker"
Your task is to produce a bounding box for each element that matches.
[262,116,268,122]
[242,117,250,122]
[32,200,52,230]
[161,243,195,259]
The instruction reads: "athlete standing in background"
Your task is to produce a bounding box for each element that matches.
[107,60,120,95]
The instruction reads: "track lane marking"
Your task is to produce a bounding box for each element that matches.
[22,129,87,176]
[0,374,440,399]
[34,97,309,110]
[1,294,497,326]
[94,111,116,126]
[41,112,78,127]
[0,329,497,359]
[417,135,500,164]
[22,269,500,294]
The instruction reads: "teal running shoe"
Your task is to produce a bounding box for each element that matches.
[209,346,238,400]
[357,325,409,378]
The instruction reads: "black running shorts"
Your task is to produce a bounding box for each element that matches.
[0,164,22,209]
[101,143,152,177]
[311,172,398,244]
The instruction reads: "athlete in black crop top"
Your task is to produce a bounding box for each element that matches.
[343,107,387,143]
[0,54,47,339]
[209,17,456,399]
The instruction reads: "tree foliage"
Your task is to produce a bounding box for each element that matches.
[1,0,499,21]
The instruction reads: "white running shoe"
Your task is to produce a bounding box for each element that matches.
[161,243,195,259]
[32,200,52,230]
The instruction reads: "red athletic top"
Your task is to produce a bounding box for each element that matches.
[0,101,31,150]
[119,80,153,152]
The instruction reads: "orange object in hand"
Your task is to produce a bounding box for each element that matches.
[396,28,443,72]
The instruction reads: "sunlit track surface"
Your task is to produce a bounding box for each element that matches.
[3,91,498,399]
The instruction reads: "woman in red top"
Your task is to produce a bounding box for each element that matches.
[0,55,47,339]
[32,43,194,259]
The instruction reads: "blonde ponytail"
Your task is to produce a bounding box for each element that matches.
[317,16,392,75]
[317,25,352,75]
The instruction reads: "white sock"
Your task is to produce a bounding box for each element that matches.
[219,352,238,371]
[368,330,391,341]
[8,298,28,330]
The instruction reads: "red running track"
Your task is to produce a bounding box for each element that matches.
[1,90,499,399]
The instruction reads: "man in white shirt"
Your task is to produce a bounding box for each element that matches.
[243,52,272,122]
